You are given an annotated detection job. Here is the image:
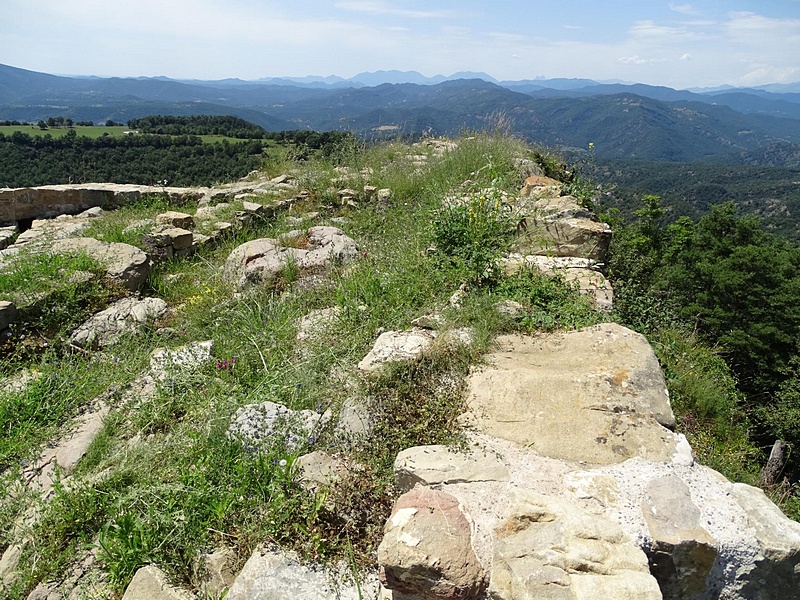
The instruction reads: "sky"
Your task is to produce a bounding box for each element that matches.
[2,1,799,89]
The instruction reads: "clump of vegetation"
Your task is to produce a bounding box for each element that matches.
[432,184,515,284]
[0,249,117,340]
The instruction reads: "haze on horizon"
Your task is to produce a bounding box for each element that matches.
[2,0,799,90]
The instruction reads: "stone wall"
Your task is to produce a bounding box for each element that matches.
[0,184,204,223]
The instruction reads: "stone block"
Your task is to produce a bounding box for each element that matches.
[463,323,679,465]
[642,475,717,599]
[156,211,194,229]
[122,565,193,600]
[160,227,193,250]
[378,487,487,599]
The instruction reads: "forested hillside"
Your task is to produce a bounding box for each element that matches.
[127,115,267,139]
[606,196,800,482]
[590,159,800,240]
[0,130,264,187]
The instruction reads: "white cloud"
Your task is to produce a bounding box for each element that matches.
[630,20,703,41]
[489,32,527,44]
[334,1,452,19]
[669,3,700,16]
[2,1,799,88]
[619,55,648,64]
[726,11,800,42]
[618,55,666,65]
[740,66,800,86]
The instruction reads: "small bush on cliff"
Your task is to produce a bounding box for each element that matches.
[493,269,605,332]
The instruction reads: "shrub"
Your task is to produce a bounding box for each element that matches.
[432,184,515,284]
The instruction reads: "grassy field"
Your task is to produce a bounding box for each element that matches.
[0,133,790,598]
[0,125,130,138]
[0,125,262,144]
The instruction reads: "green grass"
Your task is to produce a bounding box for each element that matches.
[0,249,118,339]
[651,329,762,484]
[1,131,786,598]
[0,126,264,145]
[0,125,130,139]
[0,339,153,462]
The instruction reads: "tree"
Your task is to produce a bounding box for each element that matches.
[37,120,47,130]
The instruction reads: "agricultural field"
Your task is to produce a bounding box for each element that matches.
[0,125,261,144]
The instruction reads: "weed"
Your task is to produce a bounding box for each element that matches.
[493,268,604,332]
[432,183,516,284]
[97,513,153,590]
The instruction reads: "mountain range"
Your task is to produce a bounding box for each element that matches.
[3,63,800,163]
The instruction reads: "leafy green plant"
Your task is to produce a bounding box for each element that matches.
[432,184,515,284]
[651,329,760,483]
[97,513,153,590]
[493,268,604,332]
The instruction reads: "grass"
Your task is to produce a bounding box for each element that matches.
[651,329,762,484]
[0,125,132,139]
[0,131,786,598]
[0,249,102,301]
[0,126,264,145]
[0,249,119,343]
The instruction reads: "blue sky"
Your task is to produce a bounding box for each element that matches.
[2,1,799,88]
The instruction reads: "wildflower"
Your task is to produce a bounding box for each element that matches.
[278,459,288,467]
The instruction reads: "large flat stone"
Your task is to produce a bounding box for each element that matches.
[223,226,359,289]
[51,237,151,291]
[394,445,511,492]
[490,491,661,600]
[463,323,679,465]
